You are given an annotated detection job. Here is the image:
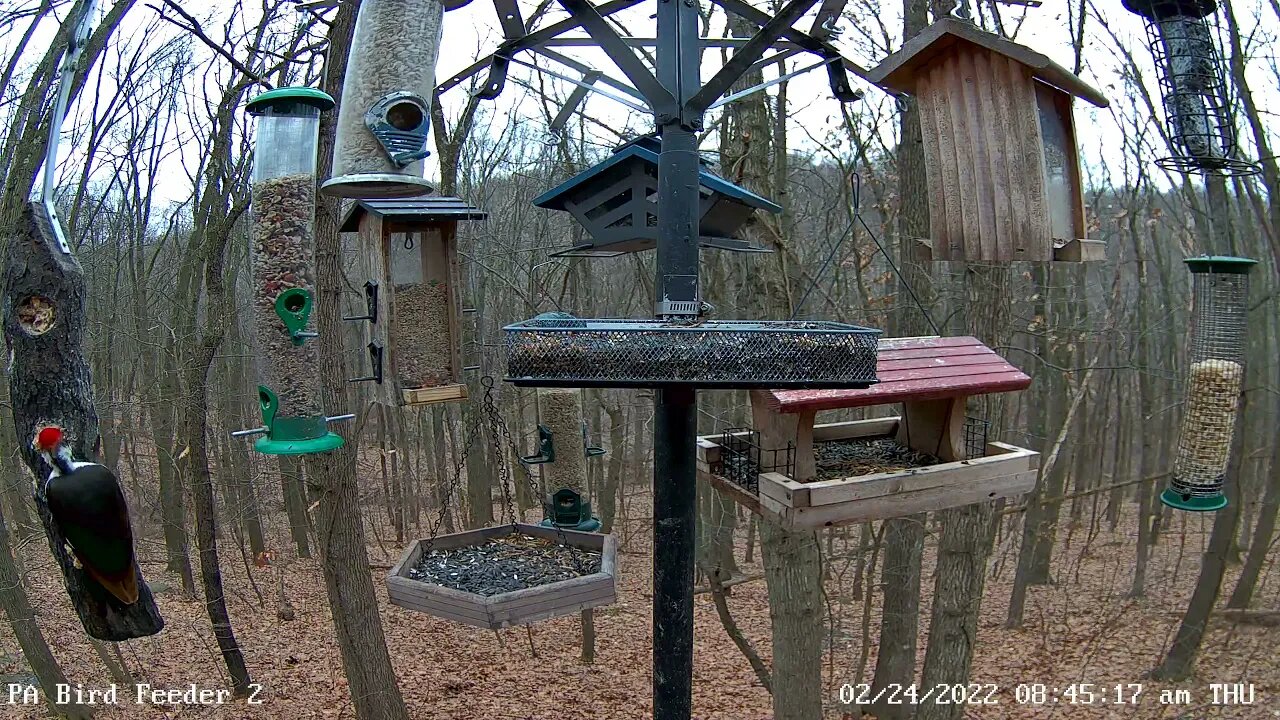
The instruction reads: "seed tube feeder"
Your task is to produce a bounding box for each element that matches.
[245,87,344,455]
[323,0,443,198]
[1163,256,1255,511]
[1123,0,1257,175]
[529,388,602,532]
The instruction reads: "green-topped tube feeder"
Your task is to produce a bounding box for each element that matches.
[241,87,346,455]
[1163,256,1256,511]
[526,388,604,532]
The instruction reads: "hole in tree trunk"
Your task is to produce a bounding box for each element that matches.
[16,295,56,335]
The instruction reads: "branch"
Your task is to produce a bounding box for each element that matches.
[707,573,773,693]
[147,1,269,87]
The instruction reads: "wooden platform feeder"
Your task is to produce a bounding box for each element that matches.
[531,135,780,257]
[867,19,1109,263]
[386,523,617,629]
[697,336,1040,529]
[340,197,485,406]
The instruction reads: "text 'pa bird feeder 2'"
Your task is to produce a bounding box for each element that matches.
[387,523,616,630]
[504,313,880,390]
[323,0,443,198]
[1123,0,1258,175]
[697,337,1039,528]
[244,87,346,455]
[1164,256,1255,511]
[525,388,604,532]
[341,197,485,407]
[533,135,780,257]
[867,18,1109,262]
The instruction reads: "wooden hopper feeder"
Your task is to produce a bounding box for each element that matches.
[340,197,485,406]
[867,19,1109,263]
[532,135,780,257]
[386,523,617,629]
[697,336,1040,529]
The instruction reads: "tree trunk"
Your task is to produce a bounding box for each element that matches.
[280,455,312,558]
[867,515,925,720]
[300,3,411,716]
[760,520,823,719]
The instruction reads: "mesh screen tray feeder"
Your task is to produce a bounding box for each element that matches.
[504,314,881,389]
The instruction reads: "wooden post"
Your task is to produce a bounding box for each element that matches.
[4,206,163,640]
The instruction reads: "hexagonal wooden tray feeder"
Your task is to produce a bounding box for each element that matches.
[696,336,1040,529]
[386,523,617,629]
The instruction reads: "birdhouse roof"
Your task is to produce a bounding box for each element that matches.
[531,144,782,214]
[867,18,1109,109]
[339,196,487,232]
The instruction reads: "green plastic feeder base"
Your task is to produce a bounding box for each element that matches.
[1160,487,1228,512]
[540,516,602,532]
[255,432,345,456]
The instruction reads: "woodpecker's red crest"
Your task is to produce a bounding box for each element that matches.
[35,426,64,451]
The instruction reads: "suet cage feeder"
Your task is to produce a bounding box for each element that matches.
[1163,256,1255,511]
[386,523,617,630]
[532,136,781,257]
[504,313,880,390]
[867,18,1110,262]
[323,0,443,198]
[1123,0,1259,176]
[527,388,603,532]
[245,87,345,455]
[696,337,1039,528]
[340,197,485,407]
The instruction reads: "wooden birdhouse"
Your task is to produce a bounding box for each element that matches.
[340,197,486,407]
[532,135,780,257]
[868,19,1110,262]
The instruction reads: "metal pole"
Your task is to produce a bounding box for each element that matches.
[653,0,702,717]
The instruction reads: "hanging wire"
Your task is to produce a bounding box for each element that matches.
[789,171,942,337]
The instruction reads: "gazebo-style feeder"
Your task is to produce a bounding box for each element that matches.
[867,18,1109,262]
[532,135,780,257]
[1163,256,1255,511]
[323,0,444,198]
[340,197,485,407]
[387,523,617,630]
[505,313,880,389]
[1123,0,1258,175]
[242,87,345,455]
[521,388,604,531]
[696,337,1039,528]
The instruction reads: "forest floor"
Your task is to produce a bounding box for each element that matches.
[1,485,1276,719]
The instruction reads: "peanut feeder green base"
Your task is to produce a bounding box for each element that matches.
[1160,487,1228,512]
[253,386,345,455]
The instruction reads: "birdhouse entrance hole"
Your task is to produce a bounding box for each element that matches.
[16,295,56,336]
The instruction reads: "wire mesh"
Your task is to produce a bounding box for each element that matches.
[504,317,880,388]
[963,416,990,460]
[1126,0,1259,175]
[712,428,795,495]
[1170,261,1251,500]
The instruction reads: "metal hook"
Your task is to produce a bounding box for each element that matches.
[403,234,415,250]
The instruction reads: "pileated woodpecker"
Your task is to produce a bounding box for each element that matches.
[32,426,139,605]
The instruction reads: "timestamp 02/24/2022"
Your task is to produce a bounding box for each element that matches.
[839,682,1263,707]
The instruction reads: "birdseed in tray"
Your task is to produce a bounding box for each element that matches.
[811,436,941,482]
[406,533,602,596]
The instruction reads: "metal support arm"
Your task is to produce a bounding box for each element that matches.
[689,0,821,114]
[554,0,676,114]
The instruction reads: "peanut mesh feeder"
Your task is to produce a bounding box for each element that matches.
[245,87,344,455]
[323,0,443,198]
[504,314,880,389]
[1123,0,1259,175]
[1163,256,1255,511]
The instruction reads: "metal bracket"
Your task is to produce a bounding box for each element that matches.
[348,343,384,384]
[519,425,555,464]
[583,421,607,457]
[343,280,379,323]
[656,275,701,317]
[493,0,526,38]
[472,55,512,100]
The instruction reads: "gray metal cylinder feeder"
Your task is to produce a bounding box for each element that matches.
[323,0,444,198]
[1122,0,1259,175]
[1163,256,1255,511]
[533,135,780,257]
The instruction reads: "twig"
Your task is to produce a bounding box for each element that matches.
[692,573,763,595]
[147,1,268,87]
[708,574,772,693]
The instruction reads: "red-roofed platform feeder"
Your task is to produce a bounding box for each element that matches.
[697,336,1040,529]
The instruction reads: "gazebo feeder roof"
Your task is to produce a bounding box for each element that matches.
[533,136,781,257]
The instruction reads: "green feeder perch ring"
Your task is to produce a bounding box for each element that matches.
[255,432,345,456]
[540,516,602,532]
[274,288,315,345]
[1160,487,1228,512]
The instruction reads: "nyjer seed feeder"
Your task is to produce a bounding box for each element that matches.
[243,86,346,455]
[323,0,443,198]
[533,135,780,257]
[1163,256,1255,511]
[867,18,1109,262]
[340,196,486,407]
